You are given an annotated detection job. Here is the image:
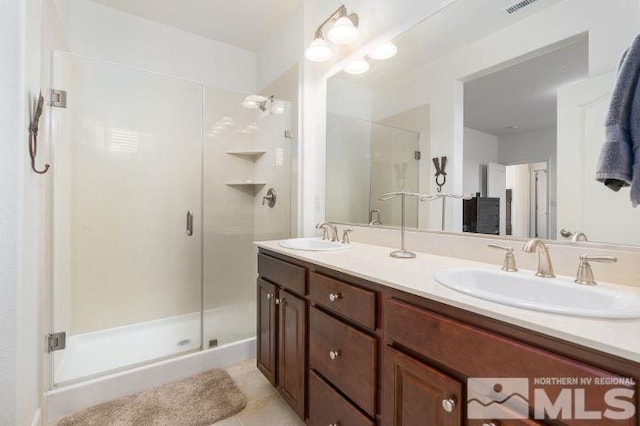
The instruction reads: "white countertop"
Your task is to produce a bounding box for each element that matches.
[256,240,640,364]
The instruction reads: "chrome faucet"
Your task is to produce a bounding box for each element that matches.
[522,238,555,278]
[316,222,339,242]
[487,244,518,272]
[575,255,617,285]
[571,232,589,242]
[369,209,382,226]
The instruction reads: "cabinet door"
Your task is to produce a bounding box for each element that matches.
[278,288,307,419]
[257,279,277,385]
[384,346,462,426]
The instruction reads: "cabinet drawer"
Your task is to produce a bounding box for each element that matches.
[385,298,637,426]
[310,272,376,330]
[309,371,375,426]
[257,253,305,295]
[310,307,377,415]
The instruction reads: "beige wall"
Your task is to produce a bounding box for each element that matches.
[260,63,299,238]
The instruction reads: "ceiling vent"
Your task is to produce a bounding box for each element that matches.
[505,0,539,14]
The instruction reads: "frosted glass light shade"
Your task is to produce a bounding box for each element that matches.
[344,58,370,75]
[328,16,359,44]
[368,41,397,60]
[305,37,332,62]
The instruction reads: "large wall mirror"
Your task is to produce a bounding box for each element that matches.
[325,0,640,246]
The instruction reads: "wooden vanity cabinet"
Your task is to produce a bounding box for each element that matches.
[257,278,277,384]
[384,346,463,426]
[256,249,640,426]
[256,254,307,418]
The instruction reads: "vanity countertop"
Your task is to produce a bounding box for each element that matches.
[256,240,640,364]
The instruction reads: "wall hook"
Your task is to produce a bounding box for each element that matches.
[29,92,50,174]
[432,156,447,192]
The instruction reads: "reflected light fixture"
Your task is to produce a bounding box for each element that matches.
[344,57,370,75]
[368,41,397,60]
[305,4,359,62]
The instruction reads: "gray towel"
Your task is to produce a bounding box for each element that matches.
[595,34,640,207]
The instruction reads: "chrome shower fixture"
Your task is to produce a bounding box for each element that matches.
[241,94,274,113]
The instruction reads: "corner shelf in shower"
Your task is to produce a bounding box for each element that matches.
[225,181,267,187]
[225,150,267,160]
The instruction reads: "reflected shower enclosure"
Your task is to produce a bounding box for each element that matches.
[325,112,420,227]
[49,52,292,386]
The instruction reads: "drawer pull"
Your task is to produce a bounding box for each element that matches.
[329,350,341,360]
[328,292,342,302]
[442,398,456,413]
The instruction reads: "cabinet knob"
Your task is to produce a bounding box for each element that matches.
[329,423,341,426]
[275,297,284,305]
[329,350,341,360]
[482,423,498,426]
[442,398,456,413]
[328,292,342,302]
[266,293,272,300]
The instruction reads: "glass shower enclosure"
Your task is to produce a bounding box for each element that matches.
[49,52,292,386]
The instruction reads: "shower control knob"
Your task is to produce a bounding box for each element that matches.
[329,350,341,360]
[328,292,341,302]
[442,398,456,413]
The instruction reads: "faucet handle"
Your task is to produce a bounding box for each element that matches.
[487,244,518,272]
[342,229,353,244]
[575,255,617,285]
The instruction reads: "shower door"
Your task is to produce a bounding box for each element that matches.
[49,52,203,386]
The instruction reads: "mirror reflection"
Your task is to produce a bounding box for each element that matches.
[325,0,640,246]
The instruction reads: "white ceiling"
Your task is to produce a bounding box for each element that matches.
[464,37,588,136]
[88,0,301,52]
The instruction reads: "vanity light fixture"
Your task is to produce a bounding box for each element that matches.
[305,5,359,62]
[344,57,370,75]
[327,9,359,44]
[305,35,333,62]
[368,41,397,60]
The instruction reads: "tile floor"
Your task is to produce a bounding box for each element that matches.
[215,359,305,426]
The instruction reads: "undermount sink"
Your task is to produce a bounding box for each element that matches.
[434,267,640,319]
[279,237,351,251]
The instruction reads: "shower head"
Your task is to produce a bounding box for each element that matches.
[257,95,274,112]
[241,94,274,113]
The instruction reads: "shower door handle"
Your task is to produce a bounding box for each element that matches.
[186,211,194,236]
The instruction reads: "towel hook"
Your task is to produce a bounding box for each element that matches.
[29,92,50,175]
[432,156,447,192]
